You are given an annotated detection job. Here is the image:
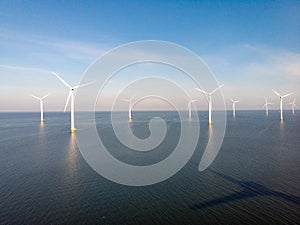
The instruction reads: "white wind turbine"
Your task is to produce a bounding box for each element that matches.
[263,97,273,116]
[186,98,198,120]
[272,89,293,121]
[195,84,224,125]
[30,93,50,123]
[230,98,240,117]
[121,96,134,121]
[52,72,92,133]
[289,99,297,115]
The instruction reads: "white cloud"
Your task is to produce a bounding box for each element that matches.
[0,64,51,73]
[0,29,112,61]
[35,39,108,61]
[242,44,300,77]
[202,44,300,109]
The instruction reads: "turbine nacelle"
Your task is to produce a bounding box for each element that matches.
[272,89,293,121]
[230,98,240,104]
[30,93,50,101]
[121,96,134,104]
[230,97,240,117]
[186,98,198,104]
[194,84,224,124]
[289,99,297,107]
[52,71,93,132]
[30,93,50,122]
[263,97,273,107]
[272,89,293,99]
[194,84,224,100]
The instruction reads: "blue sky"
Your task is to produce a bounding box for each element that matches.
[0,0,299,111]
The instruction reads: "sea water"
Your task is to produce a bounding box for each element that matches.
[0,111,299,224]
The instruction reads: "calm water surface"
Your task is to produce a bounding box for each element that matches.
[0,111,299,224]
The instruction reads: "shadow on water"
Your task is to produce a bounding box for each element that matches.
[190,169,300,210]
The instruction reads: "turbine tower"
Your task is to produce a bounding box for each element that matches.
[52,72,92,133]
[195,84,224,125]
[30,94,49,123]
[272,89,293,121]
[263,97,273,116]
[186,98,197,120]
[230,98,240,117]
[121,96,134,121]
[289,99,297,115]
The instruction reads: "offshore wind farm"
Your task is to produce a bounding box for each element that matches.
[0,109,299,224]
[0,1,299,224]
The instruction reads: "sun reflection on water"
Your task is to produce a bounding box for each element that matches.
[66,133,78,180]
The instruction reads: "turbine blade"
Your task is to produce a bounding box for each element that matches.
[121,99,129,102]
[282,92,293,98]
[194,88,208,95]
[191,99,198,102]
[229,97,234,102]
[52,72,71,88]
[72,81,94,89]
[30,94,40,100]
[272,89,281,97]
[42,93,50,99]
[195,88,209,102]
[210,84,224,95]
[64,91,72,112]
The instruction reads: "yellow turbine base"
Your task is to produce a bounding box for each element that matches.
[208,121,212,125]
[40,120,44,123]
[71,129,76,133]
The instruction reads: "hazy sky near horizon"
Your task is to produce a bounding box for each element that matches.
[0,1,299,111]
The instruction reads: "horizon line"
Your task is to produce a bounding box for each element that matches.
[0,109,297,113]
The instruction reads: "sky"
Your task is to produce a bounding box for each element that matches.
[0,0,299,111]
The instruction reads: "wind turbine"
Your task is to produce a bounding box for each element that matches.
[272,89,293,121]
[263,97,273,116]
[30,93,50,123]
[52,72,92,133]
[289,99,297,115]
[194,84,224,125]
[186,98,198,120]
[121,96,134,121]
[230,98,240,117]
